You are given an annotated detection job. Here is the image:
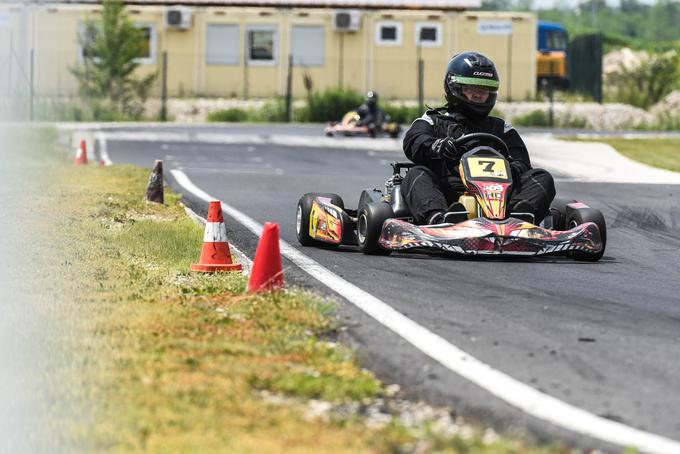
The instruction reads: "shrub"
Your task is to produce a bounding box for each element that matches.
[300,87,364,122]
[641,112,680,131]
[561,112,588,128]
[604,49,680,109]
[513,109,551,127]
[207,108,249,122]
[249,98,288,122]
[512,108,588,128]
[32,98,130,122]
[383,104,421,124]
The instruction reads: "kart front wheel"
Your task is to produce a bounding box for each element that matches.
[549,197,577,230]
[296,193,344,247]
[567,207,607,262]
[357,202,394,255]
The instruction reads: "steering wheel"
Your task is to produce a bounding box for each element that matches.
[452,133,510,158]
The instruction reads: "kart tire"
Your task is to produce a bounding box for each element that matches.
[296,193,345,247]
[357,202,393,255]
[566,207,607,262]
[549,197,577,230]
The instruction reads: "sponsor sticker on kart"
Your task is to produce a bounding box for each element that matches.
[483,183,504,200]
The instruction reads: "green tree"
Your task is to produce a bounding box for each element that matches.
[538,0,680,50]
[70,0,156,120]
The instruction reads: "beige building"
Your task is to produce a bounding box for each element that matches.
[0,0,536,102]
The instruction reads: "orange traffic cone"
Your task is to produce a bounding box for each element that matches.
[74,139,88,165]
[191,201,243,273]
[248,222,284,293]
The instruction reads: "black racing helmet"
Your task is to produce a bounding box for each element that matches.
[444,52,499,120]
[365,90,378,107]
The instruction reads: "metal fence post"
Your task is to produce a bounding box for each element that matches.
[30,48,34,121]
[243,31,249,100]
[418,59,424,113]
[416,43,424,112]
[285,54,293,122]
[338,33,344,88]
[8,32,13,97]
[548,60,555,128]
[507,32,513,102]
[160,51,168,122]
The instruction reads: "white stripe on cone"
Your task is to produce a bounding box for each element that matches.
[203,221,229,243]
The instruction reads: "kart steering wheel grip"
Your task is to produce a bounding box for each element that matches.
[452,132,510,158]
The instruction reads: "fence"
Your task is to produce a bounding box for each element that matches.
[568,33,603,103]
[1,44,537,121]
[0,33,35,121]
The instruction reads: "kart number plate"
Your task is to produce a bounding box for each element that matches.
[466,157,508,179]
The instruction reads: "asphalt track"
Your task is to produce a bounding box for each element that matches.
[100,126,680,453]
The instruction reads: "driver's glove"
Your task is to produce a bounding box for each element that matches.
[431,137,461,161]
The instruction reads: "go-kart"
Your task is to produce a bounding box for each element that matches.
[324,111,402,138]
[296,133,606,261]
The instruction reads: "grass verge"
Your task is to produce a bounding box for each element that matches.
[30,126,595,453]
[561,137,680,172]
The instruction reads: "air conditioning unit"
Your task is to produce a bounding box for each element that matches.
[165,6,192,30]
[332,10,360,32]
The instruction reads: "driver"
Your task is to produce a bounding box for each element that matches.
[357,90,385,135]
[401,51,555,225]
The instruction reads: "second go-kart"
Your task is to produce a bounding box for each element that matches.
[324,110,402,138]
[296,133,606,261]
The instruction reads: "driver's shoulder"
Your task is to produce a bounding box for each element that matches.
[484,115,505,126]
[483,115,515,135]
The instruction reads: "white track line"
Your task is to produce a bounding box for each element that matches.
[95,132,113,166]
[170,168,680,454]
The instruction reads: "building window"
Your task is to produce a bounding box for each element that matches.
[415,22,442,47]
[78,23,99,62]
[375,22,402,46]
[206,24,240,65]
[246,25,278,65]
[77,23,155,64]
[135,25,156,65]
[291,25,324,67]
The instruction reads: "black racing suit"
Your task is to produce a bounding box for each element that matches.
[401,108,556,224]
[357,103,385,135]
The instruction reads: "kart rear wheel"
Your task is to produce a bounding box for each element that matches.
[357,202,393,255]
[296,193,345,247]
[566,207,607,262]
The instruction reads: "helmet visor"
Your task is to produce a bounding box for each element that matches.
[462,85,493,104]
[447,75,499,106]
[449,75,500,90]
